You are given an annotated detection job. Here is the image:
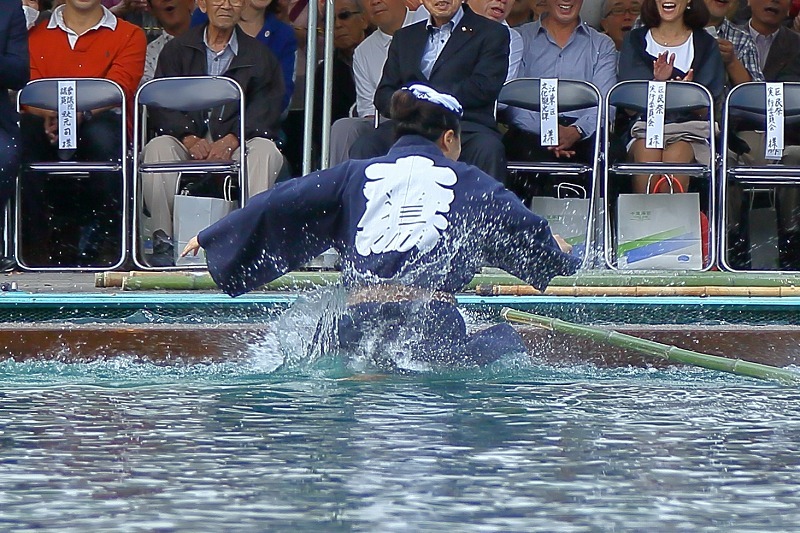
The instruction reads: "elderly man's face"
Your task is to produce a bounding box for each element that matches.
[365,0,407,31]
[545,0,582,24]
[421,0,462,25]
[333,0,368,51]
[150,0,195,33]
[199,0,244,30]
[749,0,791,30]
[600,0,640,44]
[469,0,513,21]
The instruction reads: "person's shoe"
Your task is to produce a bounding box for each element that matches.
[0,257,18,273]
[148,230,174,267]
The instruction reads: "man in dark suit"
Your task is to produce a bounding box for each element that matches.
[737,0,800,268]
[0,2,29,271]
[349,0,510,182]
[747,0,800,82]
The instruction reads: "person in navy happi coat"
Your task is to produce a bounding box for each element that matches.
[184,85,581,367]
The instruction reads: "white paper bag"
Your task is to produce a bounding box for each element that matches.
[174,195,236,266]
[529,194,590,259]
[617,191,703,269]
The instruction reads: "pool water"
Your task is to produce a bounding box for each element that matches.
[1,351,799,531]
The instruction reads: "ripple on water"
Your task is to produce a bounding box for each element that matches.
[0,349,799,531]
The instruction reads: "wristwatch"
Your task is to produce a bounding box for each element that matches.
[82,110,93,122]
[573,124,585,139]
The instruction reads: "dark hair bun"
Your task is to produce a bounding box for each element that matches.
[389,88,461,143]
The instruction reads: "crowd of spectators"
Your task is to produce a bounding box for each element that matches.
[2,0,800,269]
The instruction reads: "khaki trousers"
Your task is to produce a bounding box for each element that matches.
[141,135,283,238]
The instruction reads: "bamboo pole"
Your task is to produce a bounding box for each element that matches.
[501,307,800,385]
[120,271,343,291]
[476,284,800,297]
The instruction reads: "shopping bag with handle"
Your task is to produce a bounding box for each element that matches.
[617,175,704,269]
[529,183,591,260]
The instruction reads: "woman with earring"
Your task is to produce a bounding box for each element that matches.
[182,85,579,368]
[617,0,724,193]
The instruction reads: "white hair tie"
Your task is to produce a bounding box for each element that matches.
[403,84,463,117]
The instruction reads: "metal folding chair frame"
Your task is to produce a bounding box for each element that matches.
[15,78,128,272]
[603,80,717,271]
[132,76,246,270]
[498,78,603,269]
[719,81,800,272]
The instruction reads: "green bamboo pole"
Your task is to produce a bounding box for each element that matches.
[119,269,800,291]
[501,307,800,385]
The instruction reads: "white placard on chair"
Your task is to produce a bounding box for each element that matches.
[539,78,559,147]
[765,82,785,161]
[57,80,77,151]
[645,81,666,149]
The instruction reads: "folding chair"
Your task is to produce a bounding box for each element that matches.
[498,78,602,268]
[603,80,717,271]
[16,78,127,271]
[132,76,246,270]
[720,82,800,272]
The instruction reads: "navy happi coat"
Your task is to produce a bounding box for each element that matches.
[199,135,580,297]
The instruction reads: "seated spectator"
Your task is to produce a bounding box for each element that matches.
[21,0,145,265]
[312,0,367,165]
[618,0,724,193]
[328,0,415,166]
[733,0,800,268]
[506,0,536,26]
[467,0,523,80]
[193,0,297,112]
[0,2,29,271]
[141,0,194,86]
[349,0,510,182]
[108,0,163,42]
[705,0,761,86]
[503,0,617,200]
[142,0,285,265]
[600,0,640,50]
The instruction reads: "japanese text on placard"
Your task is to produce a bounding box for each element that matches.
[540,78,559,147]
[646,81,666,149]
[765,82,785,161]
[57,81,77,151]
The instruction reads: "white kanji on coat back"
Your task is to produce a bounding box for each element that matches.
[356,155,457,256]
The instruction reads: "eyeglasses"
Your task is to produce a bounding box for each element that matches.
[605,5,641,15]
[336,10,362,20]
[209,0,243,7]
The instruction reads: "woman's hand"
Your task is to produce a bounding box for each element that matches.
[181,236,202,258]
[653,51,676,81]
[676,68,694,82]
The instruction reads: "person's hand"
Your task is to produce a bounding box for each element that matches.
[43,111,58,145]
[207,134,239,161]
[553,234,573,254]
[653,51,676,81]
[717,38,735,65]
[676,68,694,82]
[183,136,212,160]
[181,236,202,258]
[548,125,581,158]
[22,0,39,9]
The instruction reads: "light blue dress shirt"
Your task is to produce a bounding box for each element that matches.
[204,28,239,77]
[420,7,464,79]
[508,18,617,138]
